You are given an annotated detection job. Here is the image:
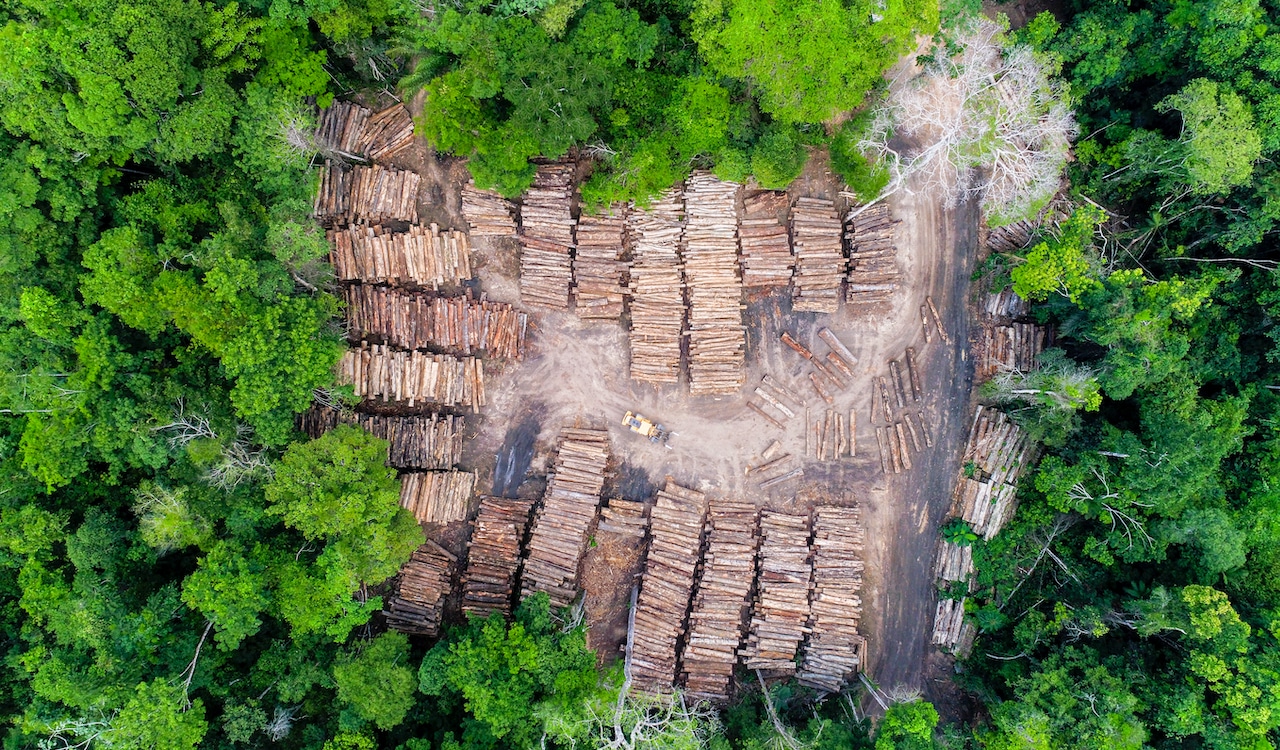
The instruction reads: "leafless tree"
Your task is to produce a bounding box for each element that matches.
[857,18,1076,224]
[37,712,117,750]
[204,425,273,490]
[153,398,217,449]
[263,705,299,742]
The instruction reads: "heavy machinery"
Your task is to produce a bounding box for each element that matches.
[622,411,671,444]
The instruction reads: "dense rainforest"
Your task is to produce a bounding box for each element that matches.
[1,0,1278,746]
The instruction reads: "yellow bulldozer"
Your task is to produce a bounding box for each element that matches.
[622,411,671,444]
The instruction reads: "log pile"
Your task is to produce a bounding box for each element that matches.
[631,481,709,693]
[384,540,455,637]
[681,500,759,701]
[627,189,686,384]
[984,289,1030,319]
[952,407,1034,539]
[597,499,650,537]
[797,506,866,692]
[790,198,845,313]
[298,408,463,470]
[682,172,745,395]
[314,162,419,225]
[357,104,415,161]
[986,218,1036,253]
[521,429,611,608]
[337,344,485,411]
[329,223,472,288]
[739,192,793,287]
[518,164,576,309]
[462,496,536,618]
[462,184,518,237]
[573,208,628,320]
[315,101,369,157]
[931,597,972,650]
[844,203,900,305]
[741,512,812,676]
[978,322,1047,379]
[343,286,528,359]
[400,470,477,524]
[934,540,973,583]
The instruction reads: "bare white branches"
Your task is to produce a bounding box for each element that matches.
[858,18,1076,224]
[153,399,216,449]
[205,425,273,491]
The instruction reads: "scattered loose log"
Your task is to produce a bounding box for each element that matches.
[329,222,472,289]
[343,286,527,359]
[400,470,477,524]
[385,540,454,637]
[683,172,746,395]
[628,189,685,384]
[520,429,611,608]
[791,197,844,313]
[681,499,759,701]
[905,348,922,402]
[632,482,709,693]
[798,506,865,692]
[741,512,812,677]
[337,343,485,411]
[462,496,536,618]
[298,407,463,470]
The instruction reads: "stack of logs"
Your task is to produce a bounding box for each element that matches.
[315,102,415,161]
[627,189,686,384]
[521,429,610,608]
[681,499,759,701]
[779,329,856,408]
[682,172,746,395]
[329,223,472,288]
[596,499,650,537]
[979,322,1047,379]
[952,406,1033,539]
[461,184,518,238]
[631,482,709,693]
[314,162,419,225]
[384,541,455,637]
[844,203,900,305]
[461,496,536,618]
[986,218,1036,254]
[337,344,485,411]
[573,208,628,321]
[739,192,793,288]
[984,289,1030,318]
[741,512,812,676]
[797,506,866,692]
[298,408,463,470]
[400,470,477,524]
[518,164,577,309]
[344,286,528,359]
[932,598,970,651]
[790,197,845,313]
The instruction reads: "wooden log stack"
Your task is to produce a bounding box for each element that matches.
[298,408,463,470]
[337,344,486,411]
[681,499,759,701]
[741,511,812,677]
[400,470,477,524]
[356,104,415,162]
[682,172,746,395]
[984,289,1030,319]
[790,197,845,313]
[520,429,611,608]
[986,218,1036,254]
[931,597,972,650]
[627,189,686,384]
[953,407,1034,539]
[797,506,866,693]
[573,208,628,321]
[384,540,455,637]
[462,184,518,238]
[518,164,576,309]
[597,498,651,537]
[314,162,420,225]
[315,101,369,157]
[329,223,472,288]
[631,481,710,694]
[462,496,536,618]
[934,539,973,583]
[978,322,1047,380]
[343,286,528,359]
[844,203,900,305]
[739,191,793,288]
